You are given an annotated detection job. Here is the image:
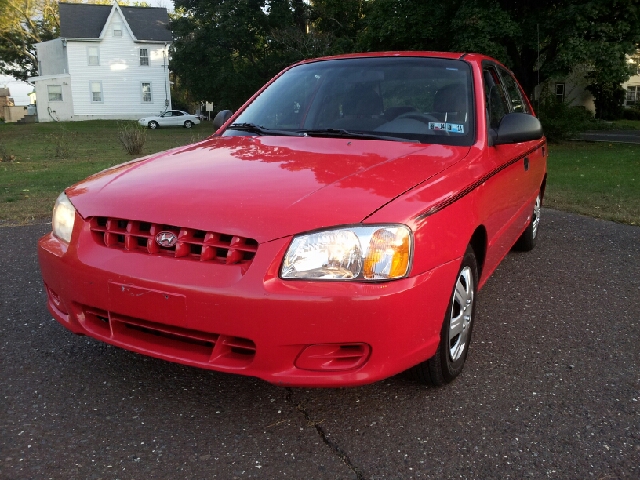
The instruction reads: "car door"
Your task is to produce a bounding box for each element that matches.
[171,111,184,126]
[479,62,543,275]
[497,65,546,210]
[158,111,172,126]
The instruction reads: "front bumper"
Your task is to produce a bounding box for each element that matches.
[38,220,460,387]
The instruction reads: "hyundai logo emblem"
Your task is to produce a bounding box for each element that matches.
[155,231,178,247]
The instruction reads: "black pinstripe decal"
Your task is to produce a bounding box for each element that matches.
[415,140,545,220]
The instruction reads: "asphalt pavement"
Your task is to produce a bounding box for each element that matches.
[1,209,639,479]
[580,130,640,144]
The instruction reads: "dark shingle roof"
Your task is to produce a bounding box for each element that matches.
[58,3,172,42]
[59,3,111,39]
[121,6,173,42]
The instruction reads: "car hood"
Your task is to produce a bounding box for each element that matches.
[67,136,470,243]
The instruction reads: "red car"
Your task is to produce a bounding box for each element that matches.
[38,52,546,387]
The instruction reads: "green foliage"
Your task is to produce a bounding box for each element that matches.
[0,0,59,81]
[170,0,640,114]
[118,122,147,155]
[622,108,640,121]
[536,92,595,142]
[586,83,626,120]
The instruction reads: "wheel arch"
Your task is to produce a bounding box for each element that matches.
[468,225,487,281]
[540,173,547,201]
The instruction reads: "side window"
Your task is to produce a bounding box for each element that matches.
[140,48,149,66]
[87,46,99,66]
[498,67,530,114]
[141,82,152,103]
[483,66,509,130]
[555,83,565,103]
[48,85,63,102]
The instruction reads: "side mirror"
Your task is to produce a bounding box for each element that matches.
[213,110,233,130]
[491,112,543,146]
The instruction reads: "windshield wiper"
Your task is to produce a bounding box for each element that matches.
[227,123,300,136]
[299,128,408,142]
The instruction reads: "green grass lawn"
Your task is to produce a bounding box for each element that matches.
[546,142,640,225]
[610,119,640,130]
[0,120,215,225]
[1,120,639,226]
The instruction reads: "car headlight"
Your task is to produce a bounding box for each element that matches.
[52,192,76,243]
[281,225,412,281]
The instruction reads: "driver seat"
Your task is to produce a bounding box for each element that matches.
[433,84,468,123]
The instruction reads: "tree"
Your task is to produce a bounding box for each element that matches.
[358,0,640,115]
[170,0,270,110]
[172,0,334,110]
[0,0,59,81]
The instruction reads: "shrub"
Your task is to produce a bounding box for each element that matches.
[536,94,595,142]
[0,141,15,162]
[46,128,79,159]
[118,122,147,155]
[622,107,640,121]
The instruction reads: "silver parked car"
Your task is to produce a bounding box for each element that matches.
[139,110,201,129]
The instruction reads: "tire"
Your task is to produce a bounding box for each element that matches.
[513,193,541,252]
[148,121,159,129]
[184,120,193,129]
[412,245,478,386]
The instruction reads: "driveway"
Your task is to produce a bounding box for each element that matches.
[1,210,639,479]
[580,129,640,144]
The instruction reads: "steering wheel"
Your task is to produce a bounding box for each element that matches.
[394,112,440,124]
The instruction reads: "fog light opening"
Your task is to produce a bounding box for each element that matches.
[46,285,69,315]
[295,343,371,372]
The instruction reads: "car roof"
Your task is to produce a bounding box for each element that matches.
[290,51,503,69]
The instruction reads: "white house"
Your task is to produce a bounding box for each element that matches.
[29,2,172,122]
[623,54,640,107]
[548,53,640,114]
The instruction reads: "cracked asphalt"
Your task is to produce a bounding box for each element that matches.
[1,209,639,479]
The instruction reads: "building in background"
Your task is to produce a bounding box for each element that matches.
[28,2,172,122]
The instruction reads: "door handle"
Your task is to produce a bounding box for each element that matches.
[523,157,529,171]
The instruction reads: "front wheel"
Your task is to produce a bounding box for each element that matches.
[412,245,478,386]
[184,120,193,129]
[148,121,159,129]
[514,193,541,251]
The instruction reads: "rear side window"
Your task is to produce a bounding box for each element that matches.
[483,67,509,130]
[498,67,530,114]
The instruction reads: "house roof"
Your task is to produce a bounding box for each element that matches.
[58,3,172,42]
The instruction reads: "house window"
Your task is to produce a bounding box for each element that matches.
[88,46,99,66]
[631,55,640,76]
[140,49,149,66]
[627,86,638,105]
[90,81,103,103]
[113,23,122,37]
[555,83,565,103]
[48,85,63,102]
[141,82,152,103]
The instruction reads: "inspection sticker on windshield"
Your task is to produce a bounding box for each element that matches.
[428,122,465,133]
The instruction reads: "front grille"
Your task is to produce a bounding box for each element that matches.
[80,305,257,368]
[89,217,258,264]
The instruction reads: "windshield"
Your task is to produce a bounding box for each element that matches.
[224,56,475,146]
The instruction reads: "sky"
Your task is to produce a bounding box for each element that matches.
[0,75,33,106]
[2,0,175,105]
